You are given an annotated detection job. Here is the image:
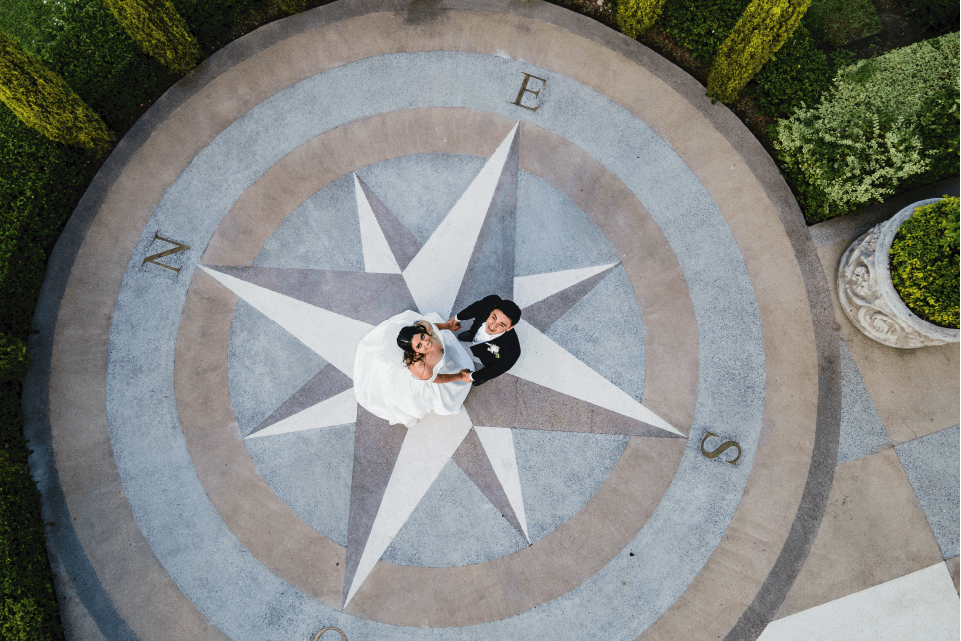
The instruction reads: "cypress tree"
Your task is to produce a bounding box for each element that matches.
[615,0,669,39]
[707,0,812,103]
[0,31,111,153]
[101,0,200,74]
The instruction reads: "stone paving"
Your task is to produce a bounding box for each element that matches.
[20,1,958,639]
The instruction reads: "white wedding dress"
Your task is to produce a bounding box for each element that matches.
[353,310,476,427]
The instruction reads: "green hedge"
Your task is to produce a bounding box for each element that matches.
[1,320,58,641]
[0,96,84,641]
[1,380,62,641]
[102,0,201,74]
[890,197,960,328]
[0,32,113,153]
[747,24,831,119]
[647,0,832,119]
[773,32,960,222]
[0,335,30,384]
[170,0,259,54]
[0,107,88,337]
[707,0,813,105]
[40,1,167,132]
[657,0,750,64]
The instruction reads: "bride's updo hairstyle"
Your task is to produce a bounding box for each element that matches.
[397,322,431,367]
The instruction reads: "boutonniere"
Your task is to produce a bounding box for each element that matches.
[487,344,500,358]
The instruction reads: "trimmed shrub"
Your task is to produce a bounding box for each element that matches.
[616,0,669,38]
[707,0,813,103]
[0,31,111,152]
[890,197,960,328]
[773,32,960,221]
[102,0,200,74]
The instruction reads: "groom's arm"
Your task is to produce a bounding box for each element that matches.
[470,335,520,386]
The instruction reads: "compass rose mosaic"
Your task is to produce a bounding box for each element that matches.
[25,1,841,640]
[203,122,683,608]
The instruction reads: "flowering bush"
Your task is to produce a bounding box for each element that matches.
[774,32,960,221]
[890,197,960,328]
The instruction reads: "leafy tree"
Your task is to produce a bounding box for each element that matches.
[707,0,811,103]
[0,31,110,152]
[101,0,200,74]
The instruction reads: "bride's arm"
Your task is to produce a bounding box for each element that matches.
[434,317,462,332]
[408,362,471,384]
[434,370,472,384]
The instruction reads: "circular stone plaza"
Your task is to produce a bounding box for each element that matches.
[21,1,959,640]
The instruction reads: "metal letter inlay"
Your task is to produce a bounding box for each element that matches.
[511,72,547,112]
[312,627,347,641]
[142,232,190,276]
[700,431,742,466]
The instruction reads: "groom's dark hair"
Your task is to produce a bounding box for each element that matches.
[496,300,522,327]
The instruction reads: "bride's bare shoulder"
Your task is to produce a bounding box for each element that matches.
[408,359,432,381]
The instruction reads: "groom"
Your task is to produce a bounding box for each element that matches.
[449,295,522,386]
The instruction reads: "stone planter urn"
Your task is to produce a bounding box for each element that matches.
[838,198,960,349]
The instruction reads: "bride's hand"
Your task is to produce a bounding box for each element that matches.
[445,316,462,332]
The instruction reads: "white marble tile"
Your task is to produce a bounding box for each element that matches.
[404,123,518,318]
[512,321,681,435]
[513,262,616,308]
[345,410,474,606]
[475,426,529,540]
[245,389,357,438]
[760,562,960,641]
[355,173,402,274]
[201,266,373,375]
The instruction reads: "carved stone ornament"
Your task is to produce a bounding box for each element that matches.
[838,198,960,349]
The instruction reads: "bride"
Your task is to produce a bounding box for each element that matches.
[353,310,475,427]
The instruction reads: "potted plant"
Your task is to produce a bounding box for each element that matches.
[838,196,960,348]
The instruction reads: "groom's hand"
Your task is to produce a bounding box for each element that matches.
[447,316,462,332]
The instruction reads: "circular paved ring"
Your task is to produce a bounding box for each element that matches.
[23,1,841,640]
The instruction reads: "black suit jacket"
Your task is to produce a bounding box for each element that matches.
[456,295,521,386]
